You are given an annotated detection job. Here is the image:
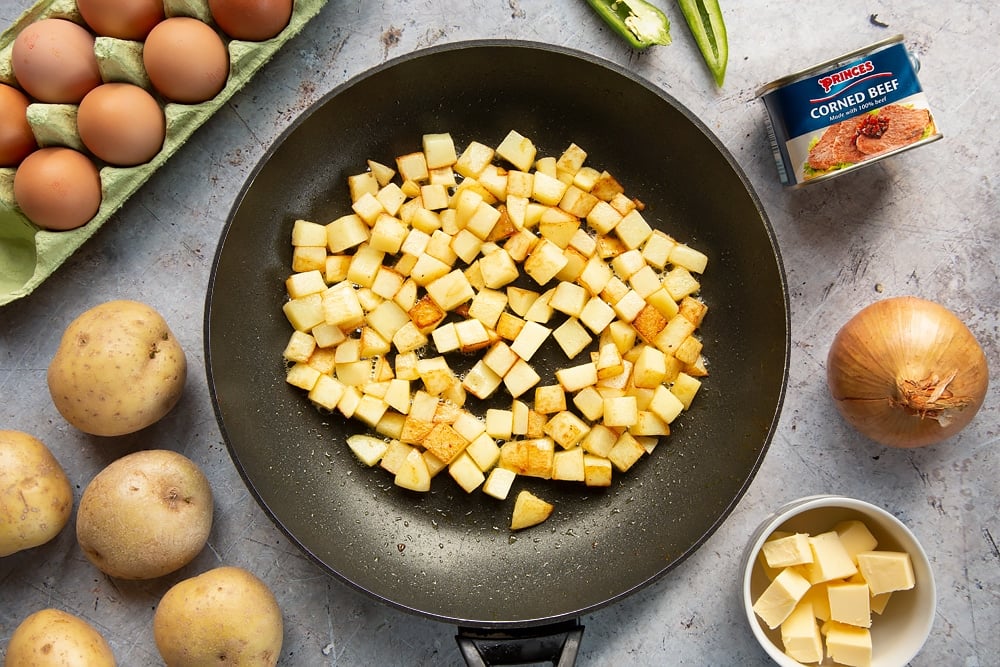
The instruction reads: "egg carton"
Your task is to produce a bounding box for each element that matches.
[0,0,329,307]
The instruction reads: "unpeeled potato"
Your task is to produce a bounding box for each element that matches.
[4,608,115,666]
[76,449,213,579]
[0,430,73,557]
[47,300,187,437]
[153,566,283,666]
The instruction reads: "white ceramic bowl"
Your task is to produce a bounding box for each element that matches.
[741,495,936,666]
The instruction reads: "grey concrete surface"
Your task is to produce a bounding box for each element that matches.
[1,1,997,665]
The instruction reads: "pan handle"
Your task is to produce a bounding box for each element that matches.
[456,620,584,666]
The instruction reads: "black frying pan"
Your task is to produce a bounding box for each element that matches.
[205,40,788,656]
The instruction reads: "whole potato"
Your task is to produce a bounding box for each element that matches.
[4,608,115,666]
[76,449,212,579]
[153,566,283,667]
[47,300,186,437]
[0,430,73,557]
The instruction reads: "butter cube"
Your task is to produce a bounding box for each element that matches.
[758,531,793,581]
[824,621,872,667]
[856,551,915,595]
[804,531,858,584]
[752,566,812,629]
[848,572,892,615]
[762,533,814,569]
[827,581,872,628]
[780,600,823,664]
[835,520,879,563]
[801,581,832,622]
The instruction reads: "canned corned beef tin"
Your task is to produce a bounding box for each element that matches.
[758,35,941,188]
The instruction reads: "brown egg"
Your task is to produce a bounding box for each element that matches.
[143,18,229,104]
[77,0,165,40]
[14,147,102,231]
[209,0,293,41]
[11,18,102,103]
[0,84,36,166]
[78,83,165,166]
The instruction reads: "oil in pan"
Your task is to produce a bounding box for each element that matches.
[758,35,942,188]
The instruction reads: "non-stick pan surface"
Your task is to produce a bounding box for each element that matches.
[205,41,789,628]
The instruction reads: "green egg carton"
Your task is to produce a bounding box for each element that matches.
[0,0,329,306]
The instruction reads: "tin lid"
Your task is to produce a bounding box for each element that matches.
[756,34,906,98]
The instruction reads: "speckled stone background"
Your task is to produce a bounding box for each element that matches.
[1,1,997,665]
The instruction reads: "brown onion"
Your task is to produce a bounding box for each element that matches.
[827,296,989,448]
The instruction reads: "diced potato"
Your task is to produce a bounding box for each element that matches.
[510,490,553,530]
[479,248,521,288]
[426,269,475,312]
[455,140,495,178]
[523,239,568,285]
[555,362,598,393]
[629,410,669,436]
[671,372,702,410]
[392,321,429,354]
[465,432,501,471]
[552,448,586,481]
[543,411,590,449]
[583,454,613,487]
[549,281,588,318]
[422,422,469,464]
[669,243,709,274]
[662,266,701,301]
[482,466,517,500]
[648,384,684,424]
[499,438,554,478]
[510,321,551,362]
[578,296,616,335]
[347,434,389,467]
[552,318,592,359]
[522,287,555,323]
[572,386,605,422]
[376,183,406,217]
[603,395,638,428]
[396,151,429,183]
[495,312,525,341]
[422,132,458,170]
[283,330,317,363]
[379,439,414,475]
[496,130,536,172]
[395,448,432,492]
[449,452,486,493]
[485,408,514,440]
[607,431,646,472]
[347,171,379,202]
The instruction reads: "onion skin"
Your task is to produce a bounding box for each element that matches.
[827,296,989,448]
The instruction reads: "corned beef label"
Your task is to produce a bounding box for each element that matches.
[757,36,942,187]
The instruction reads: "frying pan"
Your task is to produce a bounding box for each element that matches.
[205,40,789,661]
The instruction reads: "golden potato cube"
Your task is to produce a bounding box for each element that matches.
[505,169,533,198]
[479,248,520,289]
[595,342,624,380]
[285,269,326,299]
[631,345,667,388]
[684,355,709,378]
[532,171,569,207]
[366,299,409,342]
[503,227,538,262]
[371,265,405,300]
[431,322,460,354]
[422,132,458,170]
[409,392,438,423]
[396,151,429,183]
[348,171,379,202]
[510,490,554,531]
[482,466,517,500]
[379,439,414,475]
[450,228,484,264]
[595,233,626,260]
[607,431,646,472]
[553,317,592,360]
[538,207,579,247]
[499,438,554,479]
[465,432,501,472]
[474,166,506,204]
[628,265,662,299]
[612,290,646,323]
[503,358,541,398]
[350,191,385,226]
[407,254,450,287]
[591,171,625,201]
[653,314,697,355]
[556,142,587,174]
[336,386,362,418]
[426,269,475,312]
[671,372,702,410]
[346,433,388,467]
[291,246,327,274]
[647,287,680,320]
[543,411,590,449]
[285,362,321,391]
[484,408,513,440]
[365,159,395,186]
[495,130,536,172]
[641,230,676,270]
[610,248,645,280]
[311,322,346,349]
[455,140,495,178]
[462,360,503,400]
[496,312,526,341]
[555,362,598,394]
[322,282,364,329]
[629,411,669,437]
[291,218,327,246]
[523,239,568,286]
[465,201,502,240]
[409,207,442,234]
[522,287,555,323]
[555,247,587,283]
[456,319,492,353]
[678,296,709,326]
[632,304,668,345]
[649,383,684,424]
[424,229,458,265]
[510,321,552,361]
[550,281,588,318]
[566,388,600,423]
[675,335,703,365]
[614,209,653,249]
[420,183,450,211]
[422,422,469,464]
[568,228,597,258]
[325,255,352,285]
[552,448,586,482]
[580,423,617,457]
[407,294,446,332]
[534,155,557,177]
[392,321,429,354]
[376,182,406,217]
[603,395,638,428]
[468,288,508,329]
[448,452,486,493]
[607,320,638,354]
[600,276,629,305]
[345,245,384,289]
[534,385,566,415]
[572,166,601,192]
[662,266,701,301]
[669,243,709,274]
[359,327,391,358]
[353,394,389,428]
[559,185,599,219]
[395,448,432,492]
[377,413,407,439]
[586,200,623,235]
[577,257,613,297]
[583,454,613,487]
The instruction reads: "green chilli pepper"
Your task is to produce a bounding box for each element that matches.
[585,0,672,50]
[676,0,728,86]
